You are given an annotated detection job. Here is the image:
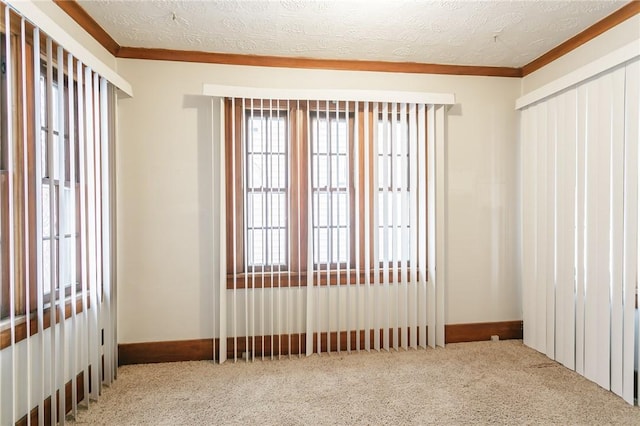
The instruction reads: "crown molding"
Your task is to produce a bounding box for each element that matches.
[522,1,640,76]
[52,0,119,56]
[117,47,522,77]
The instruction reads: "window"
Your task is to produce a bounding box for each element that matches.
[0,13,104,324]
[225,99,427,288]
[40,64,81,301]
[245,109,288,269]
[310,110,354,266]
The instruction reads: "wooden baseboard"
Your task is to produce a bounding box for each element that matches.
[118,320,523,365]
[118,338,215,365]
[445,320,523,343]
[228,328,426,358]
[15,370,86,426]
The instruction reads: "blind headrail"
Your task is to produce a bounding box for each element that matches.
[203,84,455,105]
[516,39,639,110]
[5,0,133,97]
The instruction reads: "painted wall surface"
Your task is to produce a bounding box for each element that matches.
[522,15,640,94]
[115,59,521,343]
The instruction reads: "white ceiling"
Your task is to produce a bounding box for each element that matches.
[77,0,630,68]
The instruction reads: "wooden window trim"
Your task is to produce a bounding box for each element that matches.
[226,268,426,289]
[0,293,90,350]
[225,99,428,290]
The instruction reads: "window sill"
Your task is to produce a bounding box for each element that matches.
[0,294,90,350]
[226,269,427,289]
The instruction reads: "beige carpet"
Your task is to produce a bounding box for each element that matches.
[71,340,639,425]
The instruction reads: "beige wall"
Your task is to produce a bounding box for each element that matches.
[28,1,640,346]
[115,59,522,343]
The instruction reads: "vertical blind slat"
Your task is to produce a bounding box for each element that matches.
[609,67,626,397]
[231,97,237,362]
[409,103,418,349]
[5,6,17,423]
[217,96,226,364]
[622,59,640,404]
[363,101,371,352]
[19,16,33,425]
[427,105,436,348]
[56,44,66,426]
[67,50,78,418]
[372,102,380,352]
[545,96,556,360]
[45,36,58,422]
[418,104,427,349]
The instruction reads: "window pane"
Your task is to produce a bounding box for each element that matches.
[332,192,348,226]
[267,192,286,228]
[244,111,288,269]
[247,192,264,228]
[248,116,265,153]
[310,113,352,265]
[53,133,60,180]
[65,236,74,286]
[314,193,328,227]
[43,239,51,295]
[40,130,47,177]
[247,153,264,189]
[333,228,348,263]
[247,229,263,266]
[377,154,391,189]
[331,155,348,188]
[376,191,411,262]
[269,116,286,153]
[313,154,328,188]
[314,228,328,264]
[42,184,50,238]
[312,119,327,153]
[63,188,74,235]
[40,76,46,126]
[333,120,348,154]
[52,84,59,133]
[268,229,286,265]
[268,154,286,188]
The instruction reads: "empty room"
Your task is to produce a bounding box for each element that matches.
[1,0,640,424]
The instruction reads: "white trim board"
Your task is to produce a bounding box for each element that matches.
[203,84,455,105]
[7,0,133,97]
[516,40,639,110]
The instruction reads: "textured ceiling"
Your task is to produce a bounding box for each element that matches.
[77,0,629,68]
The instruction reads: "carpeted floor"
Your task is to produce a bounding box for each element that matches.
[70,340,640,425]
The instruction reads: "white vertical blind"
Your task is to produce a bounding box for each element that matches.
[211,87,451,361]
[0,3,119,423]
[519,58,639,405]
[622,59,639,405]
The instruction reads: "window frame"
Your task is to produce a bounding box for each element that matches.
[225,99,428,289]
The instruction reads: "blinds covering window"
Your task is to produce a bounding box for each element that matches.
[0,3,118,424]
[206,85,452,362]
[519,55,639,405]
